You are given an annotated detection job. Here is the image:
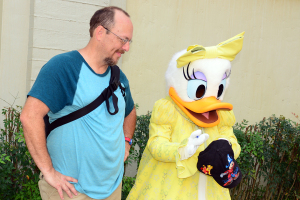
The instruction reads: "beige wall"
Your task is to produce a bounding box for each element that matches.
[0,0,126,122]
[29,0,111,89]
[124,0,300,124]
[0,0,31,111]
[0,0,3,58]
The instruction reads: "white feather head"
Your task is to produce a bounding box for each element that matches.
[165,50,232,102]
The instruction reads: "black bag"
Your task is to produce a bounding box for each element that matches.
[44,65,125,138]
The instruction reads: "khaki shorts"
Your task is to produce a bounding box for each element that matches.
[38,173,122,200]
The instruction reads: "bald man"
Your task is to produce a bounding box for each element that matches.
[21,6,136,200]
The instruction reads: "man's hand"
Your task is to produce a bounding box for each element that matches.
[43,168,78,200]
[124,142,131,161]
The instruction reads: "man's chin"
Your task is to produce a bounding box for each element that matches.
[104,57,118,66]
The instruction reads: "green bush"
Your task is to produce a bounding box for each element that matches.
[129,112,151,168]
[231,115,300,200]
[121,176,136,200]
[0,106,41,200]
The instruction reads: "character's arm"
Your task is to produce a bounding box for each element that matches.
[217,110,241,159]
[146,99,179,163]
[220,171,229,178]
[146,99,203,178]
[147,98,196,163]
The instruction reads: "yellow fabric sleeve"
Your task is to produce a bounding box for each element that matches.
[217,110,241,159]
[146,98,202,179]
[147,98,181,163]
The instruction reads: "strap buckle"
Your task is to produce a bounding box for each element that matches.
[111,77,120,91]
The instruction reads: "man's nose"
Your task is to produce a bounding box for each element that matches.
[122,42,130,52]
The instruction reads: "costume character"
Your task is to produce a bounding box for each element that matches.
[127,32,244,200]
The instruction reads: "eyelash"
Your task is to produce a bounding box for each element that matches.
[182,62,231,80]
[183,62,196,80]
[225,70,231,79]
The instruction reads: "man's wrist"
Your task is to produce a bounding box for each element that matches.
[125,137,132,145]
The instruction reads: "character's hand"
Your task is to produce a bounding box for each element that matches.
[43,168,78,200]
[186,130,209,155]
[124,142,131,161]
[179,130,209,160]
[220,172,226,178]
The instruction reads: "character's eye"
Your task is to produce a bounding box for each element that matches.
[225,70,231,79]
[187,79,207,100]
[217,79,227,99]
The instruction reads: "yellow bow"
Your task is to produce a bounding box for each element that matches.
[176,32,245,68]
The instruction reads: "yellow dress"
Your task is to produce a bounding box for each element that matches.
[127,97,241,200]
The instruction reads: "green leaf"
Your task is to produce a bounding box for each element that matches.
[5,156,11,161]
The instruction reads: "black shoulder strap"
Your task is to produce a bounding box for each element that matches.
[105,65,121,115]
[44,65,122,138]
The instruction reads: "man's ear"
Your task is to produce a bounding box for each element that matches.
[94,26,105,40]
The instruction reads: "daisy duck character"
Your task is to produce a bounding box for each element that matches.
[127,32,244,200]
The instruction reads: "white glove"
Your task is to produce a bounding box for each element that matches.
[178,130,209,160]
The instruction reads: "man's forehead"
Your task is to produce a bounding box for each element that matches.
[113,12,133,34]
[114,10,131,23]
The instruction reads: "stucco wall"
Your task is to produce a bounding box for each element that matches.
[0,0,126,121]
[123,0,300,124]
[0,0,31,112]
[29,0,110,89]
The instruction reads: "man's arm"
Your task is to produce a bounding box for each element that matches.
[20,96,78,200]
[123,106,136,161]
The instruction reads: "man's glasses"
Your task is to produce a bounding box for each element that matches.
[103,26,132,45]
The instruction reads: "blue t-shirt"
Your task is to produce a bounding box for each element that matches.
[28,50,134,199]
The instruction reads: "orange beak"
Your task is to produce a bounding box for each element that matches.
[169,87,233,127]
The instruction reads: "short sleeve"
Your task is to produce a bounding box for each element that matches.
[28,51,81,113]
[119,69,134,117]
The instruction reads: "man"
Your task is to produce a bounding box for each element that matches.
[20,6,136,200]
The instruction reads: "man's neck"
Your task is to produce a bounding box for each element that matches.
[78,44,108,74]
